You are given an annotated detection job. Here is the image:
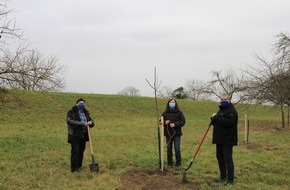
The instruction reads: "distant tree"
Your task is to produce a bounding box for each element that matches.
[172,87,188,99]
[118,86,140,96]
[157,86,173,99]
[244,33,290,128]
[204,69,246,102]
[0,45,66,91]
[185,79,207,100]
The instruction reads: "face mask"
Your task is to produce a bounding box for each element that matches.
[220,100,229,107]
[77,104,85,110]
[169,102,176,109]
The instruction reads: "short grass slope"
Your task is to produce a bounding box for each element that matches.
[0,90,289,190]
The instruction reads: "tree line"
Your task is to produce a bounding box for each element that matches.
[120,34,290,128]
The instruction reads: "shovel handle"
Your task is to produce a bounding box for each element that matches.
[192,122,212,159]
[87,125,94,155]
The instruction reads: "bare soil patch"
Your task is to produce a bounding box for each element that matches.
[120,169,199,190]
[252,122,287,131]
[239,142,262,150]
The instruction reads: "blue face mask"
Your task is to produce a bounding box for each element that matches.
[220,100,229,107]
[77,104,85,110]
[169,102,176,109]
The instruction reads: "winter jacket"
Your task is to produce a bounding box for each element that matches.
[66,106,94,143]
[211,103,238,145]
[162,110,185,137]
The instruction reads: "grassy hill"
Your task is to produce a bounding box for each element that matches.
[0,90,289,190]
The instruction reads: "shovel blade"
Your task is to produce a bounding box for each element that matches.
[90,162,99,173]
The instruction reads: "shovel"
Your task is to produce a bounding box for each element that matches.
[182,121,212,182]
[87,125,99,173]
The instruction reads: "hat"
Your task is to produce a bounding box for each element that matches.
[76,98,86,104]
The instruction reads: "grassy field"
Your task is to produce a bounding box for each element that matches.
[0,90,289,190]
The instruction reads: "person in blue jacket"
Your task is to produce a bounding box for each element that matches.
[211,94,238,185]
[162,98,186,170]
[66,98,94,172]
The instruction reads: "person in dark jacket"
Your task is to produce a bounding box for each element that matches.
[66,98,95,172]
[211,94,238,186]
[162,98,186,170]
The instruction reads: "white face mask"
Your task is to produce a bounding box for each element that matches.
[169,102,176,109]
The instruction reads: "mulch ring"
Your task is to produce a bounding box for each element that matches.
[120,169,199,190]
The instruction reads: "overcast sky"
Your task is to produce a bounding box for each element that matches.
[8,0,290,96]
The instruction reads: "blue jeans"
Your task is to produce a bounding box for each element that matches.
[166,135,181,166]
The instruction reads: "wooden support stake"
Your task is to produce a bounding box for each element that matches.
[160,116,164,172]
[245,114,248,144]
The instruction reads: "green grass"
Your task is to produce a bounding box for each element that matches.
[0,90,289,190]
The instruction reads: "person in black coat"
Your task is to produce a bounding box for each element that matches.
[162,98,186,170]
[211,94,238,185]
[66,98,95,172]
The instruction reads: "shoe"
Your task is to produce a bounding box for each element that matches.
[71,167,80,172]
[177,165,181,170]
[213,178,227,183]
[224,180,234,186]
[168,165,173,168]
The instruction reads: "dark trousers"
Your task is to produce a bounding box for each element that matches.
[216,144,234,181]
[70,138,86,171]
[166,135,181,166]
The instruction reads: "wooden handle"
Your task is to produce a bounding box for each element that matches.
[87,125,94,155]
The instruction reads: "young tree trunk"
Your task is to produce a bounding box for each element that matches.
[287,106,289,128]
[281,106,285,128]
[146,67,162,170]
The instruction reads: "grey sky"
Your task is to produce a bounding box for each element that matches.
[9,0,290,96]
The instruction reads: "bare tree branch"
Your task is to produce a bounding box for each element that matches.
[0,1,22,45]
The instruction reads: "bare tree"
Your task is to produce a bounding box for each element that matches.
[0,0,22,99]
[275,33,290,127]
[0,1,22,45]
[118,86,140,96]
[157,86,173,99]
[185,79,207,100]
[246,48,290,128]
[0,45,66,91]
[244,33,290,128]
[204,69,246,102]
[275,33,290,65]
[146,66,162,170]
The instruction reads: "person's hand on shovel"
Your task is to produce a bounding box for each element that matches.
[86,121,93,126]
